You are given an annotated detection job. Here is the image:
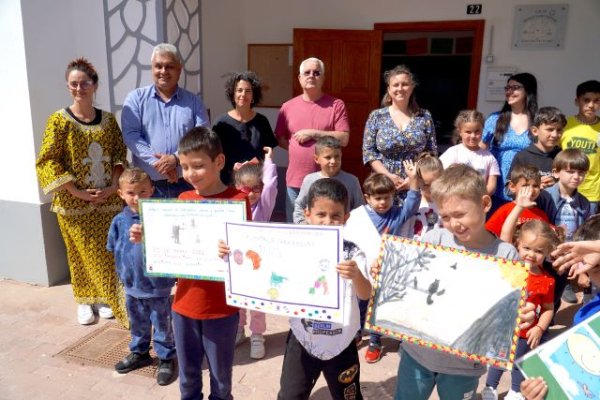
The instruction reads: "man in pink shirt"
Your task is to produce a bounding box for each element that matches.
[275,57,350,222]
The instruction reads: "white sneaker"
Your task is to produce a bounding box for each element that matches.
[97,304,114,319]
[77,304,94,325]
[250,334,265,359]
[481,386,498,400]
[505,390,525,400]
[235,328,247,346]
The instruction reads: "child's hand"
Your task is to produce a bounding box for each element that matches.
[520,377,548,400]
[130,223,143,243]
[515,186,536,209]
[336,260,361,280]
[217,239,230,260]
[540,175,555,189]
[403,160,417,181]
[526,325,544,349]
[263,146,273,160]
[518,302,536,331]
[370,259,381,279]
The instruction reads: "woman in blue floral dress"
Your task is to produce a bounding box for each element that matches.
[363,65,437,204]
[482,72,538,214]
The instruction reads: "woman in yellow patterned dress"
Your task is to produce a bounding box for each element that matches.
[36,58,128,326]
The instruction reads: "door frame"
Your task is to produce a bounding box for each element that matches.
[374,20,485,108]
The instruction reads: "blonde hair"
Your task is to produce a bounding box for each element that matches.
[416,152,443,178]
[431,164,486,204]
[118,167,151,187]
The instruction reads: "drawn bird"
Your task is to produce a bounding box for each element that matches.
[413,276,418,289]
[426,279,445,305]
[449,262,457,270]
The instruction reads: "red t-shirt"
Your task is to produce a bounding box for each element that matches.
[172,187,251,319]
[486,202,549,237]
[520,271,554,339]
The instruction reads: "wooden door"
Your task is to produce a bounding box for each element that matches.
[293,28,382,184]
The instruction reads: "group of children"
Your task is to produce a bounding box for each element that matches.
[103,79,600,400]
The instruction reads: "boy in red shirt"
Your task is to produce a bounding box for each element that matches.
[485,164,549,236]
[132,127,251,400]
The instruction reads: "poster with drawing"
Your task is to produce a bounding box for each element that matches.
[139,199,247,281]
[224,221,345,323]
[366,235,528,369]
[516,312,600,400]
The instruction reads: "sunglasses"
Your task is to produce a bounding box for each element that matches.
[239,185,263,194]
[302,70,321,77]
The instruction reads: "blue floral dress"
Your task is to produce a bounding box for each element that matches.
[482,112,532,201]
[363,107,437,202]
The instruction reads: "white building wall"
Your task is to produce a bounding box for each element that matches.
[201,0,600,120]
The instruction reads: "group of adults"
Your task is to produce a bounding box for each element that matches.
[36,41,540,326]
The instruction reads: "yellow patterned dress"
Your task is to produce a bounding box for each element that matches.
[36,108,128,327]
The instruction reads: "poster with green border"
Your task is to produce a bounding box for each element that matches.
[139,199,247,281]
[516,312,600,399]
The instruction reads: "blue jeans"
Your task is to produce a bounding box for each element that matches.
[126,295,175,360]
[286,187,300,223]
[173,311,239,400]
[590,201,599,216]
[152,178,193,199]
[394,349,478,400]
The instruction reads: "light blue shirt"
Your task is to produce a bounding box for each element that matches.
[121,85,209,180]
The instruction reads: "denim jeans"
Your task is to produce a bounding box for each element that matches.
[285,187,300,223]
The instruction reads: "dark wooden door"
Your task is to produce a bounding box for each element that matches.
[293,28,382,184]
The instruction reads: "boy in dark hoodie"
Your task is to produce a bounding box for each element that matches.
[509,106,567,189]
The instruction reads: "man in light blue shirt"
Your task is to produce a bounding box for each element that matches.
[122,43,210,198]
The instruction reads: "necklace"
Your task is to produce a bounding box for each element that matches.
[575,114,600,126]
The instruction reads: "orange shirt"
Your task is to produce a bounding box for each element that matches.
[172,187,251,319]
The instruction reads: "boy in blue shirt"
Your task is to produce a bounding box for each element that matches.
[107,167,176,385]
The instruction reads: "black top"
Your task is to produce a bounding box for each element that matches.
[509,144,560,179]
[213,112,278,184]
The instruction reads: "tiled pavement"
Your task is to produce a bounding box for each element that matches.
[0,278,579,399]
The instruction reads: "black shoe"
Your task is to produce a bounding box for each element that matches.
[115,352,152,373]
[156,358,176,386]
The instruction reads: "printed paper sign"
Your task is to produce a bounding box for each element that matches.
[139,199,247,281]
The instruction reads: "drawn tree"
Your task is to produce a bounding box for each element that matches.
[376,241,436,307]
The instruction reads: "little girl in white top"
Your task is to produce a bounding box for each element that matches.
[440,110,500,196]
[233,147,278,359]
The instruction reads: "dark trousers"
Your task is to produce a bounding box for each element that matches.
[277,330,363,400]
[359,298,382,345]
[152,178,193,199]
[172,311,238,400]
[486,336,540,392]
[126,295,175,360]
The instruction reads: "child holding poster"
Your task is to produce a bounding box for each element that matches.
[232,146,278,359]
[387,164,520,400]
[131,127,251,400]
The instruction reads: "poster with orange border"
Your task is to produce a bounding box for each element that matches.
[366,235,528,370]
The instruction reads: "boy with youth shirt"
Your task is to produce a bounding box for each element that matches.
[383,164,520,399]
[509,106,566,189]
[131,127,252,400]
[561,80,600,214]
[293,136,363,224]
[107,168,176,385]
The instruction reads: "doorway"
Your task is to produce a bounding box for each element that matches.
[375,21,485,151]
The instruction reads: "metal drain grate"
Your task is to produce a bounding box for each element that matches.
[55,322,158,378]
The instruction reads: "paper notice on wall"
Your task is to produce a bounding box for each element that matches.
[485,66,518,102]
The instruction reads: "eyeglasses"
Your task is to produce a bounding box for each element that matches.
[68,80,94,90]
[504,84,524,92]
[302,70,321,77]
[239,185,263,194]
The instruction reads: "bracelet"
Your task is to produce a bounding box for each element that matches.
[173,154,179,167]
[533,325,545,332]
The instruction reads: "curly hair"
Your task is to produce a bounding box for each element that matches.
[381,65,421,115]
[224,71,263,107]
